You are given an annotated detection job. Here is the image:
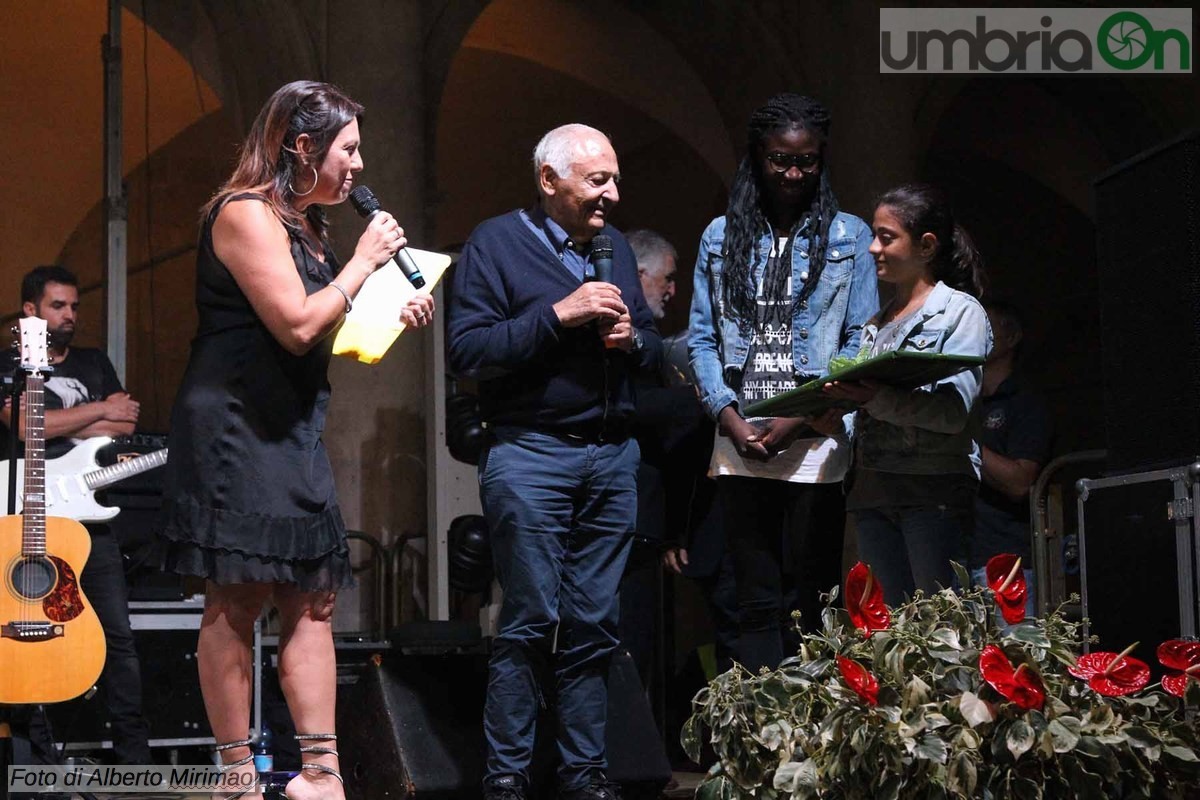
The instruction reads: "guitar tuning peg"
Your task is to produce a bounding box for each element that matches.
[9,325,16,336]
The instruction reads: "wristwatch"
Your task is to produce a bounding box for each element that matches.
[631,328,644,351]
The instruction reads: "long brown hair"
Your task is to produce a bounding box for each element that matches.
[202,80,363,243]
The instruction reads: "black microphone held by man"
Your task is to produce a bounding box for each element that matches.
[589,234,614,283]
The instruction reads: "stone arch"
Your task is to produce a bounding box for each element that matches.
[129,0,325,129]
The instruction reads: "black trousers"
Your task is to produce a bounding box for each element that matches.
[80,526,152,764]
[719,477,846,673]
[618,537,661,692]
[693,550,738,676]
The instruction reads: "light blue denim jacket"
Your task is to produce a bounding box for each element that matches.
[687,212,879,421]
[855,281,993,476]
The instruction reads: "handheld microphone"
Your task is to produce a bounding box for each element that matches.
[348,185,426,289]
[589,235,614,283]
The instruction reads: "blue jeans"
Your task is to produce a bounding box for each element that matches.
[479,429,639,791]
[853,506,971,607]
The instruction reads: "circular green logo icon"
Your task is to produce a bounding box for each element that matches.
[1098,11,1155,69]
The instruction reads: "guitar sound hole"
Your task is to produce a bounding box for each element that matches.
[10,557,56,600]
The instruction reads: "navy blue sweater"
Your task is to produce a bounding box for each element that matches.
[447,210,661,432]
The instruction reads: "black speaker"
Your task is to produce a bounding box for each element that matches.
[45,627,211,748]
[1078,475,1193,672]
[338,649,671,800]
[93,435,181,600]
[1095,130,1200,472]
[339,652,487,799]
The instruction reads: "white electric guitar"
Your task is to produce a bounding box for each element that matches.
[0,438,168,522]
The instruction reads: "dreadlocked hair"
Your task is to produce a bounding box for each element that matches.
[721,93,840,330]
[875,183,987,298]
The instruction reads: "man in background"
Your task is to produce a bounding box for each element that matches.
[1,265,151,765]
[623,229,736,708]
[627,229,676,323]
[971,299,1054,616]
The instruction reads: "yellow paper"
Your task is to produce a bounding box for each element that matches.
[332,247,453,364]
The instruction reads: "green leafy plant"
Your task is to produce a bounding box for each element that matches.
[682,562,1200,799]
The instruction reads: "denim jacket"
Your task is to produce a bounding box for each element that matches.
[856,281,993,476]
[687,212,878,421]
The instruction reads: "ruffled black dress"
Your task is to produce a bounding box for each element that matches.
[159,194,352,591]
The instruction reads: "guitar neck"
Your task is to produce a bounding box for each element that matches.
[22,374,46,557]
[83,448,169,491]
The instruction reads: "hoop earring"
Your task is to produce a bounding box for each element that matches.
[290,164,319,197]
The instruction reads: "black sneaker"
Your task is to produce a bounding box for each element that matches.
[484,775,527,800]
[561,780,621,800]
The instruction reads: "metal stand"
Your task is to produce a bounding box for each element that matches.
[4,369,25,514]
[1029,449,1106,617]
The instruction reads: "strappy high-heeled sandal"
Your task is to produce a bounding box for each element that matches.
[212,738,258,799]
[282,733,343,799]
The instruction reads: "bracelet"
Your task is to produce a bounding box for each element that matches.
[329,281,353,314]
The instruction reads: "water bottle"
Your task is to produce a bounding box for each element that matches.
[253,727,274,773]
[1062,533,1080,576]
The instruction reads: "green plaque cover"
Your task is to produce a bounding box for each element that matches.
[743,350,984,418]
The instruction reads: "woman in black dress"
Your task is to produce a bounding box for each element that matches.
[159,81,434,800]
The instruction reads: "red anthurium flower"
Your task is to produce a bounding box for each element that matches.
[1157,639,1200,698]
[837,656,879,706]
[985,554,1027,624]
[845,562,890,635]
[1068,643,1151,697]
[978,645,1045,710]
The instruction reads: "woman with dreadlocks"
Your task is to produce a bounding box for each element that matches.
[688,93,878,671]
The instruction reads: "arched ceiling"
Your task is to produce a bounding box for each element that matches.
[458,0,736,185]
[126,0,326,131]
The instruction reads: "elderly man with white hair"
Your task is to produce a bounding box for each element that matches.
[448,124,661,800]
[626,229,677,322]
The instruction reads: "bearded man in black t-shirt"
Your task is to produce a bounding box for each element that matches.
[0,265,150,764]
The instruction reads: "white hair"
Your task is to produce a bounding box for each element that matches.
[532,124,610,191]
[626,229,677,274]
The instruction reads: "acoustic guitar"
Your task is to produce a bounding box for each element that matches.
[0,317,106,703]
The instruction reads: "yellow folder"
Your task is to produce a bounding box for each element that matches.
[332,247,453,364]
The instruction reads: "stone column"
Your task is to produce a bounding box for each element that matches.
[321,1,432,627]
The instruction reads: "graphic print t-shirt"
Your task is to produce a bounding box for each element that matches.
[737,239,798,408]
[2,347,124,458]
[709,237,849,483]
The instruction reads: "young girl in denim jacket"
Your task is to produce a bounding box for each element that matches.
[824,183,991,606]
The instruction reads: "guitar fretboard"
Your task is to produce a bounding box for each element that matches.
[83,448,169,491]
[22,373,46,557]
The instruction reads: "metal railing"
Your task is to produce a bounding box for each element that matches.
[1029,449,1106,618]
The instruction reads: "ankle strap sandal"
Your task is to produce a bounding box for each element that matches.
[295,733,343,784]
[212,739,257,799]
